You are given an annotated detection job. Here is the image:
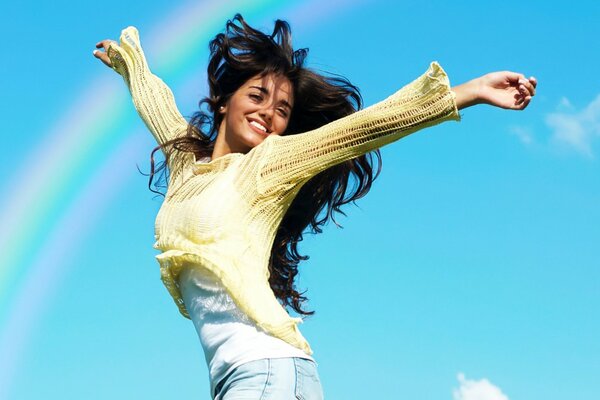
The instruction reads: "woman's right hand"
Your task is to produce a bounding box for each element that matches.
[93,39,118,69]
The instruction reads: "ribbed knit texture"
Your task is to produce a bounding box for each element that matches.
[107,26,461,355]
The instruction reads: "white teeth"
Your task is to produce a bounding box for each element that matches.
[250,120,267,132]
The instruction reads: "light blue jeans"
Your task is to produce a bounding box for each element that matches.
[213,357,324,400]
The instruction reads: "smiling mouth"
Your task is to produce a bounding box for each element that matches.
[248,119,269,135]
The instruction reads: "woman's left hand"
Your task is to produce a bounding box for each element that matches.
[478,71,537,110]
[453,72,537,111]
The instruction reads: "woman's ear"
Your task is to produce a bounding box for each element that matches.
[218,105,227,115]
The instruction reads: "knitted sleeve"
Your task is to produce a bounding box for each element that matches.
[106,26,188,154]
[255,62,461,194]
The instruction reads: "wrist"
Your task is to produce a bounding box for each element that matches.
[452,78,481,110]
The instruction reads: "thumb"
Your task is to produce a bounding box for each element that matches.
[93,48,113,68]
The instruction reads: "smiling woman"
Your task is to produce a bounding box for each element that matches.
[214,73,294,157]
[93,13,535,400]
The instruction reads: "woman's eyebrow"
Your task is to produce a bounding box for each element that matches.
[249,86,292,109]
[250,85,269,94]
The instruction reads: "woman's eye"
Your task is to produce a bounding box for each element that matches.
[277,108,288,117]
[249,93,262,102]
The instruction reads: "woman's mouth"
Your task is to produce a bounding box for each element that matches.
[248,119,269,135]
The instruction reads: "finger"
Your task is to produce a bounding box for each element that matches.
[521,95,532,110]
[529,76,537,89]
[519,95,532,108]
[92,49,104,64]
[514,87,525,101]
[515,96,524,107]
[518,79,535,96]
[507,72,526,86]
[96,39,117,50]
[92,49,113,67]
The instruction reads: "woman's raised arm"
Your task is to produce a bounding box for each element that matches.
[252,62,460,195]
[93,26,189,155]
[252,63,536,196]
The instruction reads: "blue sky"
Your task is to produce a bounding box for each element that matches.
[1,0,598,399]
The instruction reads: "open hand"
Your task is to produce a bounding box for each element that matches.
[477,71,537,110]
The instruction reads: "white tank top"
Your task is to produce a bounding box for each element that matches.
[178,266,314,396]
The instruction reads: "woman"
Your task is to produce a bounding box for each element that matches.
[93,15,536,400]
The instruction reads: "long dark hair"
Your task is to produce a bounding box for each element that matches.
[147,14,382,316]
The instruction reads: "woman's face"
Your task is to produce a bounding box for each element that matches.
[218,73,294,154]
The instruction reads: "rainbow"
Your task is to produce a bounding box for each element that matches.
[0,0,363,396]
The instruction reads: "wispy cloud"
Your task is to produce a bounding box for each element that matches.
[557,96,574,111]
[544,94,600,158]
[509,95,600,158]
[453,373,509,400]
[509,125,535,146]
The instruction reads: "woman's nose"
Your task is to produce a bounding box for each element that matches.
[259,107,273,121]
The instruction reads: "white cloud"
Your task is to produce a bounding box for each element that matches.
[545,94,600,158]
[509,125,534,145]
[452,373,509,400]
[558,96,574,111]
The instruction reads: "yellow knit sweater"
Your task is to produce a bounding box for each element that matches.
[107,26,461,355]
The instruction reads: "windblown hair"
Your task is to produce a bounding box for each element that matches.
[147,14,382,316]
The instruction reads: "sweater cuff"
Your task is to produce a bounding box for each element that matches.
[106,26,148,83]
[426,61,461,122]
